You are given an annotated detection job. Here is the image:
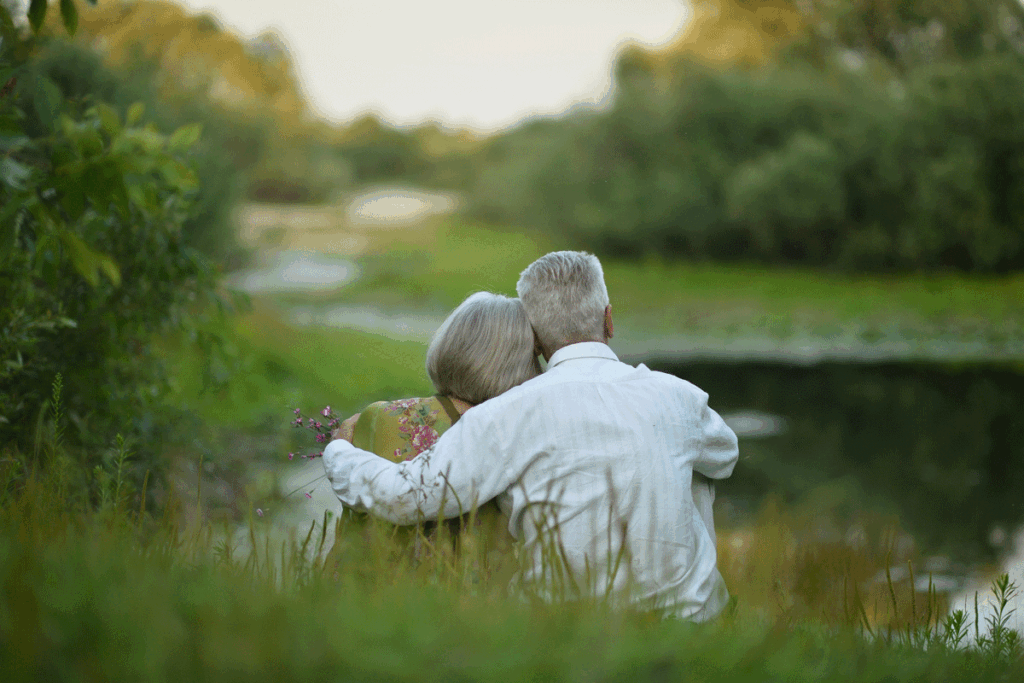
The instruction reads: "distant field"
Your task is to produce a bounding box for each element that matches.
[293,216,1024,347]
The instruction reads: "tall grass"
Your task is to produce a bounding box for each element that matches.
[1,377,1022,682]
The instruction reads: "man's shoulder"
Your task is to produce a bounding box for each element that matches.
[633,364,710,401]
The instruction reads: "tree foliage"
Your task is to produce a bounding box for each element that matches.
[467,0,1024,272]
[1,1,229,470]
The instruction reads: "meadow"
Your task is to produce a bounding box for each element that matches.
[4,213,1024,680]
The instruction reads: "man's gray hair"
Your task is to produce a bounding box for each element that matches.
[515,251,610,355]
[426,292,541,405]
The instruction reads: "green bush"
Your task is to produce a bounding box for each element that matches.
[1,6,230,479]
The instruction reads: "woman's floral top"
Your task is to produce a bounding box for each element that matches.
[352,397,454,464]
[329,395,514,572]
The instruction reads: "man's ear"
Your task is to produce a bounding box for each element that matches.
[604,305,614,341]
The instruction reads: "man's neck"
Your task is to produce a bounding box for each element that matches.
[542,338,607,363]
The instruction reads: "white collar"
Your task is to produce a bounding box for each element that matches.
[547,342,619,369]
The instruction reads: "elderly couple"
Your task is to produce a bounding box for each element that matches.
[323,250,738,621]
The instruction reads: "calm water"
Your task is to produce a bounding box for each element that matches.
[651,360,1024,567]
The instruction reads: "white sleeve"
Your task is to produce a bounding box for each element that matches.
[321,408,522,525]
[690,390,739,480]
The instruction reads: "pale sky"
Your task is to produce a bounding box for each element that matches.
[175,0,691,133]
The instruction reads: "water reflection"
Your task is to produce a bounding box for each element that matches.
[652,360,1024,567]
[226,250,360,293]
[289,304,446,342]
[723,410,788,438]
[346,187,459,226]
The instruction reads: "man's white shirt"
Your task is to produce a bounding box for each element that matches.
[322,342,738,620]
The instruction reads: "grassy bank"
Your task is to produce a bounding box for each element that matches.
[2,452,1022,682]
[269,216,1024,350]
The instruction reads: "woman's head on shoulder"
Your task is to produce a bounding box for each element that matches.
[426,291,542,405]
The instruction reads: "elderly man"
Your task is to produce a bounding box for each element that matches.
[323,251,738,620]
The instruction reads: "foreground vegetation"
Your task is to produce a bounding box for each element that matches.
[2,402,1022,682]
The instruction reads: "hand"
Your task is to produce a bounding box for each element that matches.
[332,413,360,443]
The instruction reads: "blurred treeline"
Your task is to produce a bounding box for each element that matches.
[467,0,1024,273]
[27,0,1024,276]
[48,0,485,248]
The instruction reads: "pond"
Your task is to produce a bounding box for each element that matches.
[649,358,1024,603]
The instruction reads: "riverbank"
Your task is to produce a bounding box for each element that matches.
[228,204,1024,364]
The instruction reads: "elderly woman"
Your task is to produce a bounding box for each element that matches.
[325,292,540,574]
[338,291,541,463]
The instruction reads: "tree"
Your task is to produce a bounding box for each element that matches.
[2,0,228,482]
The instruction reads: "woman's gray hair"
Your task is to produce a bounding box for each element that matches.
[515,251,609,355]
[426,292,542,405]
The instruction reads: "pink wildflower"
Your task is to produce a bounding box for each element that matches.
[293,408,301,416]
[409,425,439,453]
[293,418,302,427]
[322,406,331,417]
[305,492,313,499]
[288,453,294,461]
[316,433,326,443]
[307,418,315,428]
[256,508,263,517]
[314,421,322,430]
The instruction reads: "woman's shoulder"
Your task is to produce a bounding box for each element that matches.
[358,396,450,462]
[370,396,441,414]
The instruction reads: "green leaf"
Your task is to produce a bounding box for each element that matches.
[90,103,121,137]
[126,102,145,126]
[126,182,146,213]
[59,230,100,287]
[60,0,78,35]
[116,126,164,156]
[28,0,47,33]
[168,123,202,151]
[58,230,120,288]
[97,254,122,287]
[61,116,104,158]
[0,157,32,189]
[0,199,21,261]
[161,160,199,191]
[85,159,130,220]
[33,76,63,132]
[1,6,18,44]
[55,174,86,221]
